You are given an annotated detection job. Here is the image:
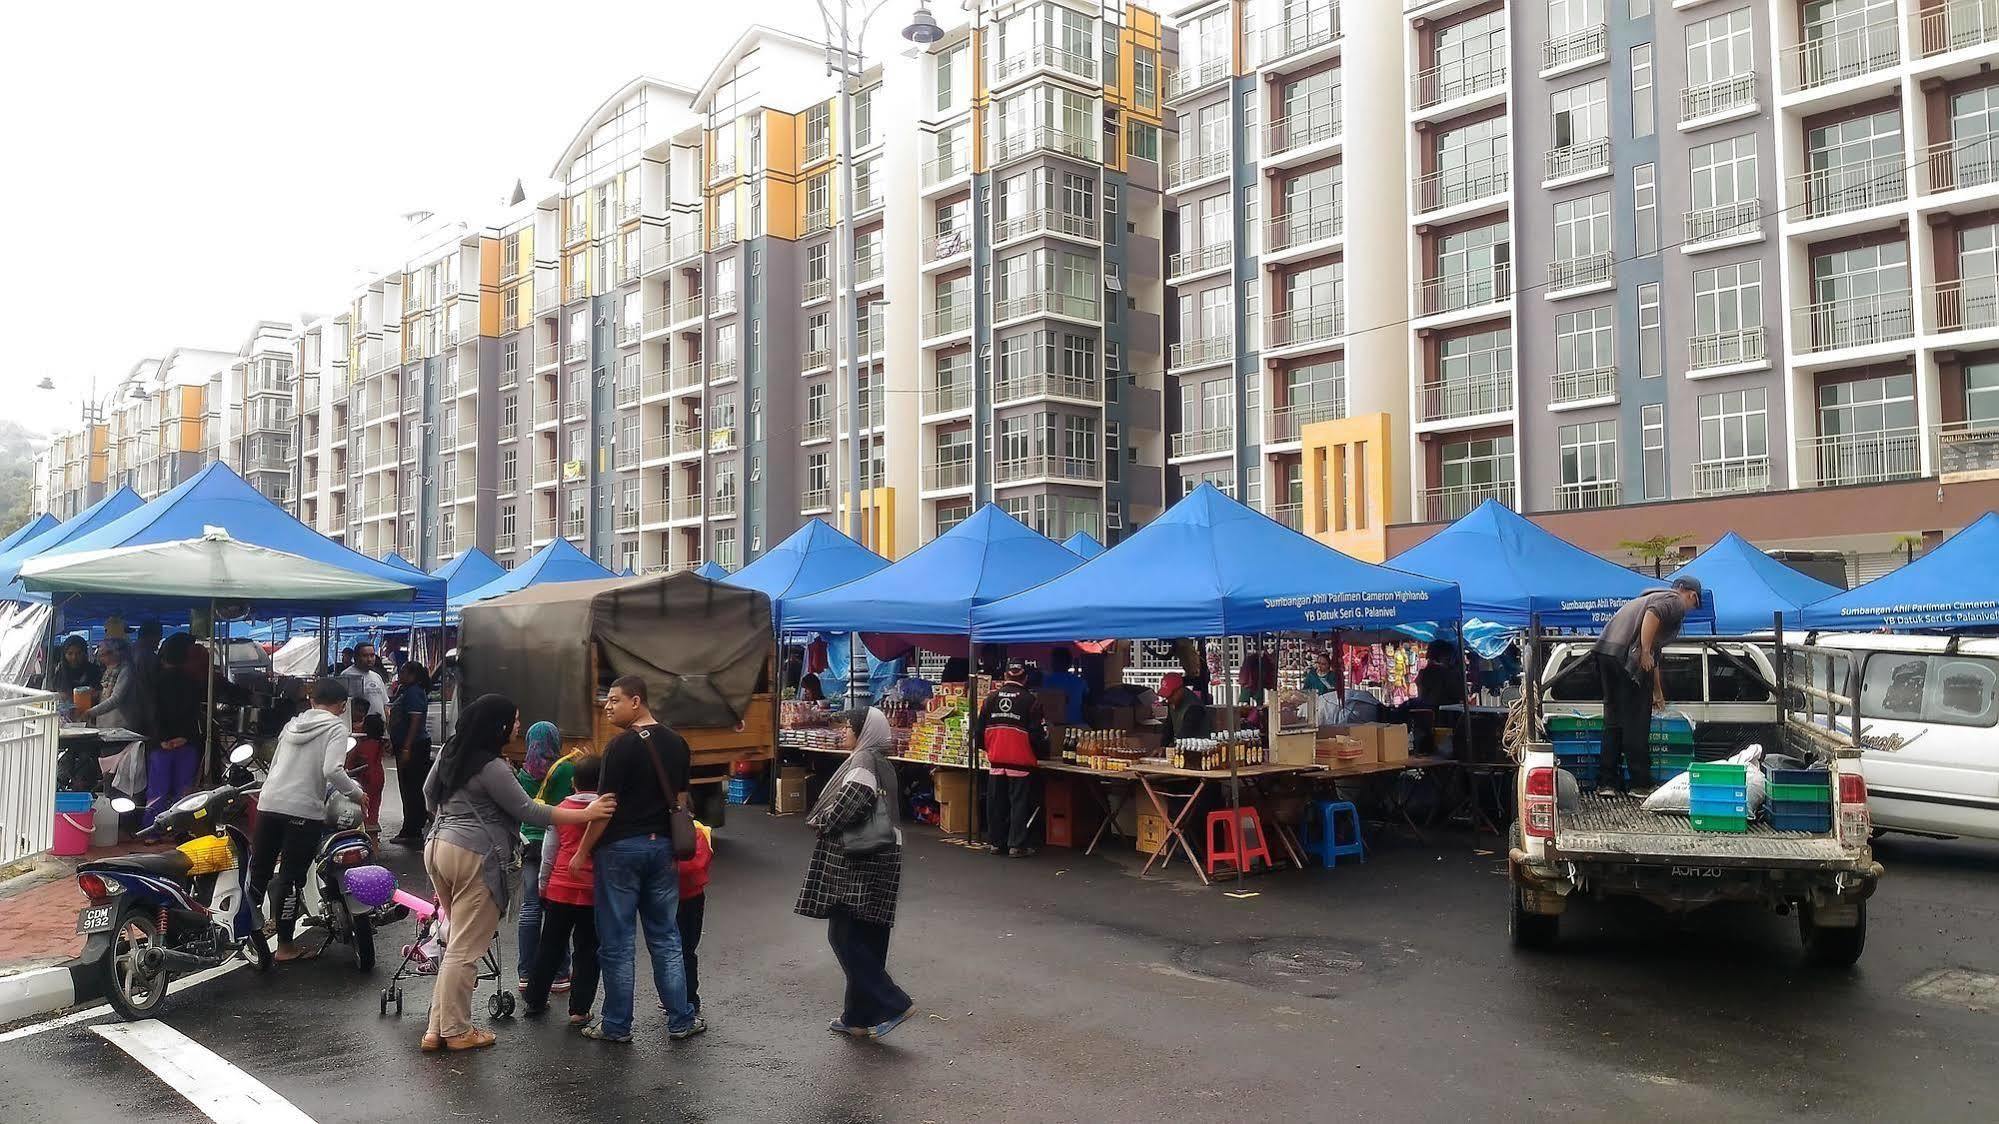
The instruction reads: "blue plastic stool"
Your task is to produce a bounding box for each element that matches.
[1302,800,1366,869]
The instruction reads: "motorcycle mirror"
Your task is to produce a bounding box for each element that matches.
[229,744,255,765]
[110,797,137,814]
[346,736,358,754]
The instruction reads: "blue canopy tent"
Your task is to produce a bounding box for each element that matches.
[0,513,56,555]
[693,561,730,580]
[973,484,1460,641]
[433,549,506,599]
[1390,499,1709,631]
[724,518,890,629]
[448,537,614,614]
[1800,512,1999,630]
[382,552,424,574]
[0,486,147,604]
[783,504,1082,657]
[1061,531,1106,559]
[1671,532,1841,634]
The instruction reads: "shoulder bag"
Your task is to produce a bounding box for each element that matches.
[637,726,699,859]
[836,762,897,857]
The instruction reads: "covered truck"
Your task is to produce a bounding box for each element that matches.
[459,571,775,823]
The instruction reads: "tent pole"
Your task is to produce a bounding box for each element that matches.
[203,599,217,786]
[1218,636,1250,898]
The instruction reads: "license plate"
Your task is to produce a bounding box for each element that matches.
[76,905,114,934]
[1670,866,1723,879]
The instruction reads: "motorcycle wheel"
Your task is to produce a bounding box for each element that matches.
[351,913,375,972]
[102,907,170,1021]
[245,931,274,973]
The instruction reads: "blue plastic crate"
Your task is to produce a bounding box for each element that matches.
[1767,806,1833,833]
[1691,795,1750,818]
[726,777,767,805]
[1766,766,1832,787]
[1690,781,1748,804]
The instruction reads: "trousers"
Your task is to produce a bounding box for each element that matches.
[593,834,695,1038]
[678,893,705,1013]
[394,747,431,839]
[1597,652,1655,789]
[985,772,1037,852]
[246,812,324,943]
[145,743,200,827]
[423,840,500,1040]
[826,906,910,1028]
[526,899,599,1018]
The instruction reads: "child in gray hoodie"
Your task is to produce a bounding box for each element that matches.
[249,679,367,962]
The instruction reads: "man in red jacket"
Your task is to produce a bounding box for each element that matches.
[972,660,1048,857]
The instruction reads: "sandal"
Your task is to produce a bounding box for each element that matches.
[420,1034,442,1052]
[443,1028,497,1051]
[579,1022,631,1043]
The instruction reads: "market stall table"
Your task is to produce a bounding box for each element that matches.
[1131,762,1317,884]
[1038,760,1143,855]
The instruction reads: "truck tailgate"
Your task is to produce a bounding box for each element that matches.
[1554,794,1855,869]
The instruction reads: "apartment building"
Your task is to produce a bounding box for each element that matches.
[35,345,239,520]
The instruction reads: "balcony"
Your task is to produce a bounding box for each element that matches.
[801,207,831,238]
[1267,304,1345,351]
[1549,366,1617,406]
[533,457,558,485]
[1413,158,1508,216]
[1693,456,1771,497]
[1553,480,1621,511]
[533,343,558,371]
[672,297,705,324]
[1260,5,1341,68]
[619,197,642,224]
[805,134,831,165]
[1169,334,1233,371]
[1265,202,1344,258]
[1416,264,1512,318]
[1793,289,1915,353]
[612,506,639,532]
[670,424,705,457]
[1924,131,1999,195]
[641,244,669,275]
[1167,56,1230,102]
[994,454,1099,485]
[1411,48,1506,112]
[562,397,586,422]
[712,223,738,248]
[1680,72,1758,126]
[709,290,738,317]
[670,363,702,391]
[1544,136,1610,184]
[803,346,832,371]
[617,321,642,347]
[1265,93,1343,162]
[711,492,738,519]
[535,285,559,312]
[994,291,1097,324]
[854,253,884,287]
[1419,372,1513,423]
[642,434,670,463]
[989,127,1095,166]
[619,258,641,284]
[1785,19,1900,93]
[1541,25,1606,75]
[1169,427,1234,460]
[995,371,1098,406]
[641,306,672,338]
[615,443,640,471]
[852,185,885,215]
[1419,479,1515,522]
[1919,0,1999,58]
[1793,154,1909,220]
[923,151,971,188]
[801,487,832,513]
[670,495,705,522]
[995,207,1097,245]
[1167,147,1230,191]
[1272,503,1303,531]
[710,155,737,184]
[925,229,971,264]
[1933,279,1999,335]
[991,45,1097,88]
[1683,199,1762,246]
[1168,241,1233,281]
[1268,398,1346,444]
[1688,327,1768,373]
[709,358,739,386]
[1547,251,1614,295]
[563,340,589,365]
[801,416,832,441]
[669,230,704,264]
[922,305,973,339]
[615,380,641,408]
[533,399,558,427]
[924,459,974,491]
[566,279,588,303]
[1801,428,1923,486]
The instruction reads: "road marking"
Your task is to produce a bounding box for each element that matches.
[0,959,245,1045]
[94,1020,316,1124]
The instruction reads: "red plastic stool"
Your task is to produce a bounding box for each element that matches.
[1205,807,1275,876]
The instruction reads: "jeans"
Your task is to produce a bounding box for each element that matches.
[247,812,325,943]
[516,842,570,982]
[826,906,910,1028]
[145,743,201,828]
[593,835,695,1037]
[1597,652,1655,790]
[985,773,1037,853]
[526,899,598,1018]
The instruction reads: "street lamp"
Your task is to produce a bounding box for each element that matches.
[903,5,945,44]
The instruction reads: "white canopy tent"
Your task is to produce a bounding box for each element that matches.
[20,527,422,604]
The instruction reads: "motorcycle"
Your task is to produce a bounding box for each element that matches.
[294,789,400,970]
[76,746,271,1020]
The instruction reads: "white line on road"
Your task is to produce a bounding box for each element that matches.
[94,1020,316,1124]
[0,959,246,1045]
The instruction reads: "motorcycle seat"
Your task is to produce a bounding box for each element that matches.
[86,851,194,881]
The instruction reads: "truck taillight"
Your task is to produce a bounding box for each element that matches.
[1837,770,1870,847]
[1838,773,1867,804]
[1523,766,1556,839]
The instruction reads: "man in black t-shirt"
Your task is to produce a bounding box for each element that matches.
[1591,577,1702,797]
[570,675,703,1043]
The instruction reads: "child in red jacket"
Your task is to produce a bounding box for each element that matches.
[678,821,714,1017]
[345,714,387,834]
[528,757,602,1023]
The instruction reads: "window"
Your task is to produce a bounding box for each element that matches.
[1692,261,1763,364]
[1550,79,1608,150]
[1818,372,1916,439]
[1554,306,1616,376]
[1105,420,1121,483]
[1642,404,1666,500]
[1639,283,1662,379]
[1689,134,1758,221]
[1558,420,1618,487]
[1685,8,1754,90]
[1439,436,1515,496]
[1966,358,1999,428]
[1433,221,1511,300]
[1631,44,1654,137]
[1630,0,1651,16]
[1133,47,1157,109]
[1436,327,1512,413]
[805,173,829,220]
[1698,386,1769,469]
[1634,163,1658,257]
[935,43,962,113]
[1428,117,1505,210]
[1552,193,1612,266]
[1427,10,1507,105]
[852,86,875,149]
[501,449,518,492]
[1860,654,1999,728]
[1549,0,1605,40]
[1127,122,1159,163]
[1809,240,1912,347]
[1805,108,1903,211]
[713,527,738,570]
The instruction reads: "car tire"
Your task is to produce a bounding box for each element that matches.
[1800,900,1866,969]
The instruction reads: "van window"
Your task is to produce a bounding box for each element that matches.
[1859,654,1999,728]
[1545,652,1602,701]
[1658,653,1703,702]
[1544,650,1702,702]
[1707,651,1772,703]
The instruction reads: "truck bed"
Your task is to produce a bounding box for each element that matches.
[1554,794,1854,869]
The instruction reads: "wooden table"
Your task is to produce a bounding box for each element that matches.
[1314,755,1454,842]
[1130,763,1318,884]
[1039,761,1144,855]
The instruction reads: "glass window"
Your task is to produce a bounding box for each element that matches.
[936,43,962,113]
[1642,403,1666,499]
[1428,9,1507,103]
[1817,372,1916,437]
[1630,44,1654,137]
[1429,117,1506,209]
[1555,306,1615,374]
[1693,261,1763,339]
[1698,387,1769,463]
[1436,327,1512,413]
[1550,79,1608,149]
[1634,163,1658,256]
[1690,134,1758,210]
[1552,192,1612,262]
[1639,282,1662,379]
[1965,358,1999,428]
[1558,419,1618,486]
[1549,0,1606,39]
[1133,47,1157,108]
[1685,8,1754,88]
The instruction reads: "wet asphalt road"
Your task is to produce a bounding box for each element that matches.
[3,790,1998,1123]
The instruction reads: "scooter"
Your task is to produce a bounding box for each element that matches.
[75,745,271,1021]
[294,790,400,970]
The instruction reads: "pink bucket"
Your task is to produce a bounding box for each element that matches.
[52,792,95,857]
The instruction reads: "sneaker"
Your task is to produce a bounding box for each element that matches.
[579,1022,631,1043]
[988,846,1009,857]
[1596,787,1624,799]
[669,1017,709,1041]
[1629,786,1656,799]
[829,1018,863,1037]
[1008,846,1037,858]
[868,1007,914,1039]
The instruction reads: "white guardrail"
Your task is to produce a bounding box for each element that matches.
[0,682,61,865]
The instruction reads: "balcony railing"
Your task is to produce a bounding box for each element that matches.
[712,222,738,248]
[1553,480,1621,511]
[923,305,973,338]
[562,397,586,422]
[672,297,704,323]
[801,487,832,512]
[566,279,588,303]
[615,381,641,408]
[1266,93,1343,159]
[925,229,971,263]
[710,155,737,183]
[995,291,1098,323]
[1411,47,1506,111]
[1167,57,1229,101]
[1925,131,1999,195]
[1269,398,1346,443]
[670,424,705,456]
[1801,428,1923,486]
[1794,288,1915,352]
[1167,147,1230,190]
[1787,18,1900,92]
[1548,251,1614,293]
[854,253,884,286]
[1272,503,1303,531]
[995,372,1098,405]
[1684,198,1762,245]
[1680,71,1758,124]
[1419,479,1515,522]
[1414,157,1508,215]
[1793,154,1909,218]
[801,277,832,305]
[1693,456,1771,497]
[994,455,1099,485]
[924,382,974,415]
[803,346,832,371]
[670,230,704,263]
[1266,202,1344,254]
[851,186,884,214]
[1542,25,1607,72]
[1933,278,1999,334]
[1549,366,1617,405]
[802,208,831,237]
[924,459,974,490]
[1170,427,1234,459]
[805,134,831,165]
[709,358,739,385]
[1920,0,1999,58]
[670,495,705,522]
[996,206,1097,244]
[1169,334,1233,370]
[992,45,1097,87]
[1268,304,1345,350]
[1544,136,1610,182]
[990,127,1094,166]
[1689,326,1768,371]
[615,444,640,470]
[1260,4,1342,66]
[922,151,970,187]
[670,363,702,391]
[1168,240,1233,279]
[534,285,559,312]
[802,416,832,441]
[1416,263,1512,317]
[617,321,642,347]
[533,458,557,485]
[533,400,558,426]
[1420,372,1514,422]
[565,339,589,363]
[709,290,738,316]
[711,492,738,519]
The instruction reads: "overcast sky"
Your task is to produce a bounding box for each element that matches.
[0,0,918,439]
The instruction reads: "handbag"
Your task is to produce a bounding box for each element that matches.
[835,763,897,857]
[637,726,699,859]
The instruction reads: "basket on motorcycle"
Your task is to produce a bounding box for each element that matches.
[177,834,236,876]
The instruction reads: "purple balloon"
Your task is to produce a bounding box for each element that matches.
[342,864,397,909]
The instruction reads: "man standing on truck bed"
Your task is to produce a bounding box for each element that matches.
[1592,576,1703,798]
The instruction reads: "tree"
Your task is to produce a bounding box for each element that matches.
[1619,533,1692,578]
[1892,533,1924,564]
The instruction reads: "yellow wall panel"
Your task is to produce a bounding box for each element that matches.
[1300,412,1393,563]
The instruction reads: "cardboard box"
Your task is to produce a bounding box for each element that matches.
[1317,725,1374,766]
[931,767,971,805]
[1043,776,1100,849]
[774,776,808,814]
[779,764,809,781]
[1376,722,1411,764]
[1136,811,1171,856]
[937,796,970,834]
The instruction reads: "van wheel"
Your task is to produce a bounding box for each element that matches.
[1800,900,1866,969]
[1509,880,1559,950]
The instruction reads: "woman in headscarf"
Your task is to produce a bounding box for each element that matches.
[421,696,614,1053]
[513,721,570,994]
[795,706,913,1039]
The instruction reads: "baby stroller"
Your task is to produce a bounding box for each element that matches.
[379,895,515,1019]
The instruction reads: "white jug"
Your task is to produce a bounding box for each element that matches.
[92,793,120,848]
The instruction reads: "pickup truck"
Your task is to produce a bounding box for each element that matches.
[1509,637,1883,968]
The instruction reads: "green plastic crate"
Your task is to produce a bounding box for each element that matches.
[1767,782,1831,802]
[1690,762,1748,786]
[1690,812,1749,833]
[1653,754,1694,776]
[1546,715,1603,734]
[1647,730,1696,747]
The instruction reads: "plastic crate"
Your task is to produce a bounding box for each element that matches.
[1690,812,1749,833]
[1767,781,1831,803]
[1766,767,1832,787]
[1690,795,1750,818]
[1690,762,1748,786]
[726,777,767,805]
[1546,715,1603,735]
[1766,806,1833,833]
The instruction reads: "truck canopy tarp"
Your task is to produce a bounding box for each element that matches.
[460,571,771,737]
